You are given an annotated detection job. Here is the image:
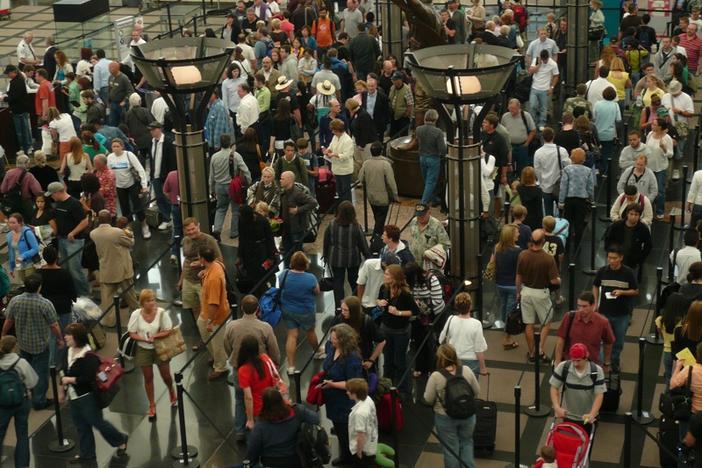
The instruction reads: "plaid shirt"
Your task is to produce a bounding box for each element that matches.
[6,292,58,354]
[205,99,234,150]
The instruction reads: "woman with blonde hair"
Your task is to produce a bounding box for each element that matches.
[247,166,281,217]
[127,289,177,420]
[377,263,415,394]
[516,166,543,230]
[47,106,77,163]
[559,148,596,248]
[60,136,93,198]
[439,293,488,378]
[424,343,480,468]
[594,45,615,77]
[353,80,367,105]
[491,223,521,349]
[607,57,632,110]
[320,323,363,466]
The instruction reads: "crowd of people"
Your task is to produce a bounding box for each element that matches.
[2,0,702,466]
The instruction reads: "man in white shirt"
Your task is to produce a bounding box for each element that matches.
[236,34,257,72]
[672,229,702,284]
[687,168,702,228]
[339,0,364,39]
[528,49,559,130]
[584,66,618,108]
[92,49,112,106]
[661,80,695,159]
[356,253,400,310]
[347,379,379,465]
[17,33,39,69]
[534,127,571,217]
[150,92,169,124]
[122,29,146,73]
[236,82,259,136]
[525,28,560,66]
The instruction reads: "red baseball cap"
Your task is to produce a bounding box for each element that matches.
[569,343,589,360]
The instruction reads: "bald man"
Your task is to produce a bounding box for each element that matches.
[90,210,139,327]
[107,61,134,126]
[516,228,561,362]
[279,171,318,265]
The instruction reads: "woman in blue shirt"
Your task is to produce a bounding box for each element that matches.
[592,86,621,174]
[279,251,321,374]
[321,323,363,466]
[6,213,40,283]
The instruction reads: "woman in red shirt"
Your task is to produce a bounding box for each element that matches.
[238,335,276,430]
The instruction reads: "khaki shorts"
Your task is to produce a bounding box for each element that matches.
[182,279,202,310]
[134,345,162,367]
[520,287,553,325]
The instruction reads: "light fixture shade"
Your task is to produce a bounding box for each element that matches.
[130,37,235,93]
[407,43,520,103]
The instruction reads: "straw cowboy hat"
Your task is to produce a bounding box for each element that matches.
[274,75,294,90]
[316,79,336,96]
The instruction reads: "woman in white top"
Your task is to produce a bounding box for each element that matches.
[423,343,481,468]
[106,138,151,239]
[438,292,488,378]
[75,48,93,80]
[127,289,177,420]
[221,64,246,130]
[60,136,93,198]
[646,118,675,219]
[323,117,354,203]
[47,106,77,164]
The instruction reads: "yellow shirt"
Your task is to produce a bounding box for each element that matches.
[642,87,665,107]
[607,71,630,100]
[655,315,680,353]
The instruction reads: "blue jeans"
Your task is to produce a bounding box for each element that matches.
[69,394,127,458]
[654,170,667,216]
[214,183,240,237]
[231,372,246,434]
[512,144,531,175]
[109,101,123,126]
[59,237,90,296]
[171,203,183,256]
[603,313,630,368]
[600,140,616,174]
[543,192,558,217]
[497,284,517,323]
[529,89,549,127]
[420,155,442,204]
[282,231,304,267]
[50,313,72,367]
[460,359,480,379]
[20,347,50,408]
[12,112,33,154]
[151,177,171,222]
[434,413,477,468]
[0,398,31,467]
[336,174,352,202]
[382,325,411,394]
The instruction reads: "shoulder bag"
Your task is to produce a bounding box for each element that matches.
[660,365,694,421]
[483,250,496,281]
[551,146,565,199]
[671,94,690,138]
[259,270,290,326]
[264,354,290,402]
[153,309,186,362]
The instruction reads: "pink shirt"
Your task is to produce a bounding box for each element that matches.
[162,170,180,204]
[679,33,702,71]
[0,168,42,199]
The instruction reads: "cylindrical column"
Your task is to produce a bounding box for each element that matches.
[623,412,633,468]
[681,165,689,231]
[566,0,590,92]
[669,216,676,283]
[362,182,370,234]
[379,0,403,60]
[647,267,664,345]
[504,201,510,225]
[174,125,210,233]
[583,203,598,275]
[390,387,400,468]
[293,371,302,404]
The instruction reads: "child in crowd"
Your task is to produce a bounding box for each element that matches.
[533,445,557,468]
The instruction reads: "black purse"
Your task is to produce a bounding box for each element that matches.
[660,366,694,421]
[505,302,526,336]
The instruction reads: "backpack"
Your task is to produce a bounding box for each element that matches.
[1,170,26,216]
[0,358,25,408]
[228,152,249,205]
[560,360,598,395]
[295,405,331,467]
[439,368,476,419]
[428,269,454,303]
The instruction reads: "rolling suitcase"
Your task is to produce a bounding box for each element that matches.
[600,372,621,413]
[316,166,337,214]
[473,374,497,457]
[658,416,679,468]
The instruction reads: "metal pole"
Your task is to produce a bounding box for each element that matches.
[681,165,689,231]
[669,216,676,283]
[632,337,654,424]
[170,373,199,463]
[694,126,700,174]
[504,201,510,225]
[647,267,664,345]
[568,263,576,310]
[513,385,522,468]
[605,157,613,214]
[583,203,597,275]
[525,331,550,417]
[293,371,302,403]
[362,181,370,235]
[113,295,134,374]
[48,366,75,452]
[477,253,490,329]
[167,3,173,38]
[453,70,466,282]
[201,0,207,23]
[623,412,633,468]
[391,388,400,468]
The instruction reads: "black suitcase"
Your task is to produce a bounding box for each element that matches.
[474,374,497,457]
[659,416,679,468]
[317,180,337,214]
[600,372,622,413]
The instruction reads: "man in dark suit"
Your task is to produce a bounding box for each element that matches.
[148,121,177,230]
[360,73,390,142]
[42,36,58,83]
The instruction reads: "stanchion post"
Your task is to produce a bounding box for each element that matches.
[606,157,613,211]
[113,295,134,374]
[669,217,676,283]
[694,126,700,174]
[504,201,510,225]
[583,203,598,275]
[477,253,490,329]
[293,371,302,403]
[362,181,370,235]
[167,3,173,37]
[647,267,664,345]
[525,331,550,417]
[48,366,75,452]
[390,388,400,468]
[681,165,689,231]
[568,263,576,311]
[513,385,522,468]
[632,337,654,424]
[175,234,182,276]
[170,372,199,463]
[623,412,633,468]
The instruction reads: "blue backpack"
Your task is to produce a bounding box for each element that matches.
[0,358,25,408]
[258,271,289,327]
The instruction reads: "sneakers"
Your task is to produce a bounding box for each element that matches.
[142,224,151,239]
[158,221,172,231]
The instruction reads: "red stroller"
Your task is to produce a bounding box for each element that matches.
[545,421,596,468]
[0,0,10,20]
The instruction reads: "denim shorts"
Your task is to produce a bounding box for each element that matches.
[282,309,316,331]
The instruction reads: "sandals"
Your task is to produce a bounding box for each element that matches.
[148,405,156,421]
[503,342,519,350]
[170,391,178,408]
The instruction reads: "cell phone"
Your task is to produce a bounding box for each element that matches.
[605,292,615,300]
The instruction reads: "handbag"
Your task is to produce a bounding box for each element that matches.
[153,311,186,362]
[21,229,42,264]
[264,354,290,402]
[672,94,690,138]
[258,270,289,326]
[483,253,496,281]
[660,365,694,421]
[306,370,326,405]
[588,26,604,41]
[505,302,526,335]
[552,145,565,199]
[256,145,267,171]
[118,331,137,360]
[90,352,124,393]
[126,151,142,188]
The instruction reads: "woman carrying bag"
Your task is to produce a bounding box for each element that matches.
[127,289,178,421]
[6,212,41,284]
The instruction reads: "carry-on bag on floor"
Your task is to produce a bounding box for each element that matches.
[474,373,497,457]
[659,416,680,468]
[316,166,337,214]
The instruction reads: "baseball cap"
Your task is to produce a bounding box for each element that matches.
[147,121,162,129]
[415,203,429,217]
[569,343,589,360]
[45,181,66,197]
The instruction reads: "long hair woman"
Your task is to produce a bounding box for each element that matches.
[269,99,292,156]
[492,223,521,349]
[237,204,276,295]
[332,295,386,370]
[61,136,93,198]
[237,335,276,431]
[438,293,488,378]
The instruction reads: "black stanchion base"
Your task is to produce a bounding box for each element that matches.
[170,446,199,465]
[632,411,654,425]
[524,405,551,417]
[645,334,664,346]
[582,269,598,276]
[48,438,75,453]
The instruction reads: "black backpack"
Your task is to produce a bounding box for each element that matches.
[294,405,331,467]
[439,368,476,419]
[0,358,26,408]
[1,170,26,216]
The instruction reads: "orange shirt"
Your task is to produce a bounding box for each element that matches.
[312,17,335,48]
[35,80,55,117]
[200,261,229,325]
